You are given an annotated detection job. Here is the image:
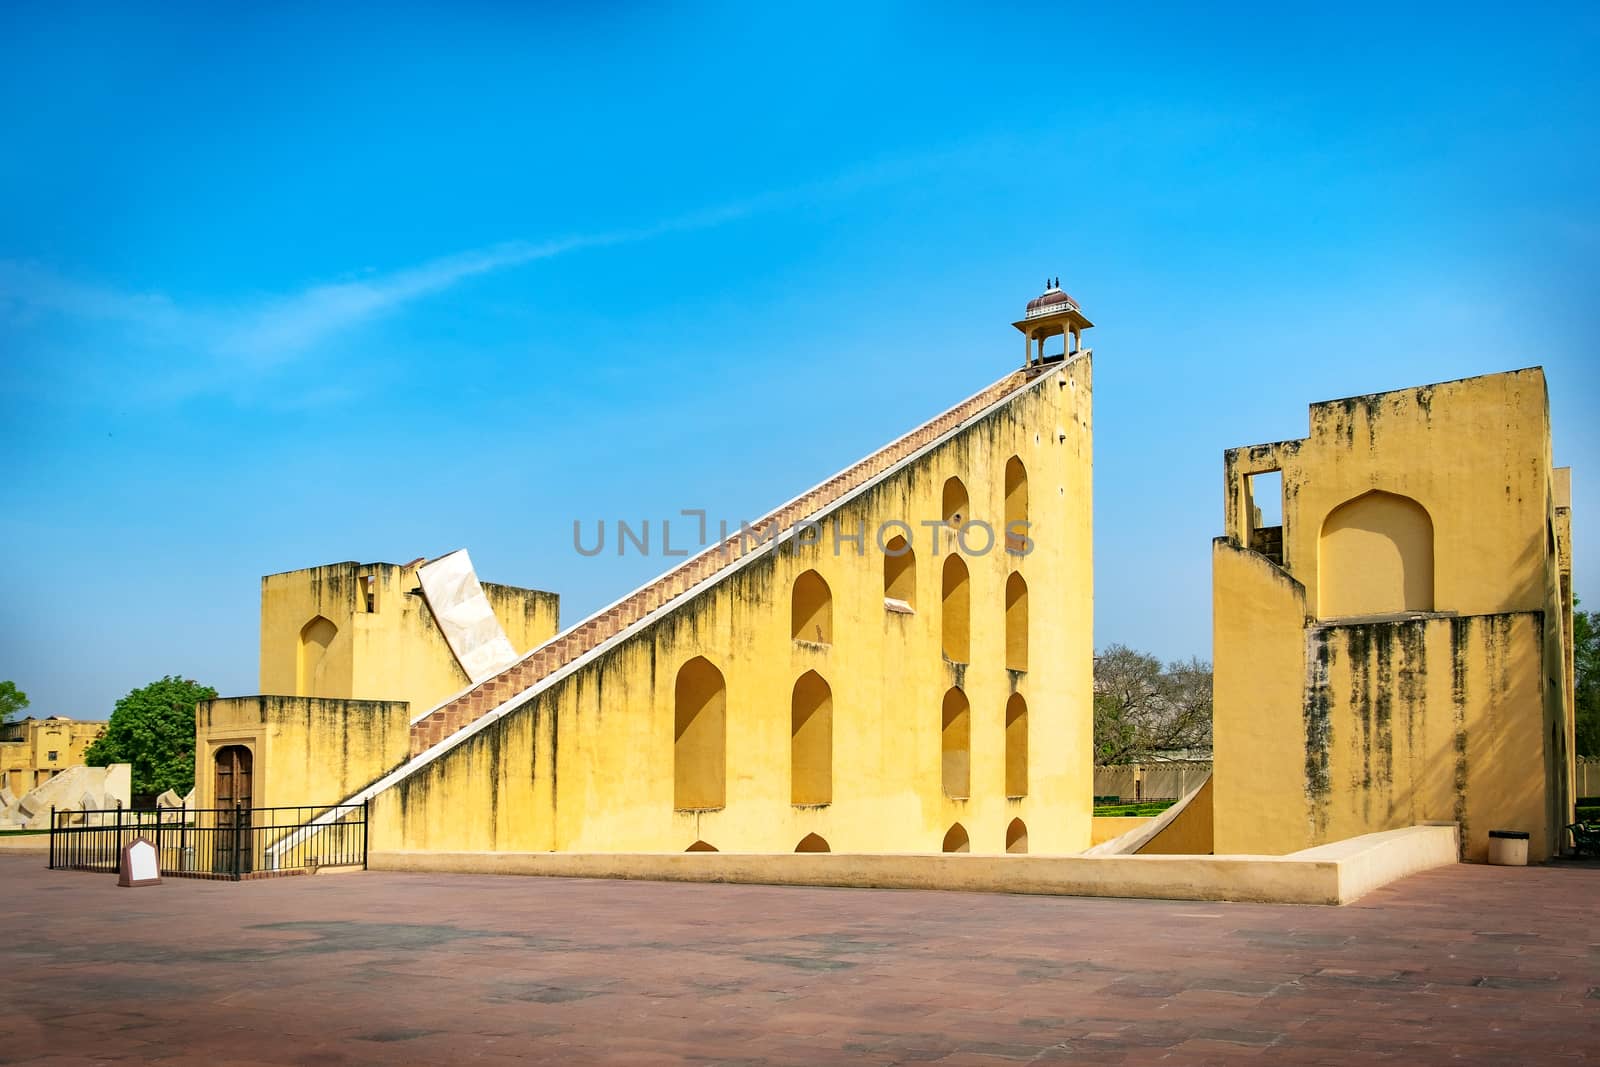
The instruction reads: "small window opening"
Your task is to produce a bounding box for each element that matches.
[1246,470,1284,565]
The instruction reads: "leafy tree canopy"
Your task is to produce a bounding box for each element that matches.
[1575,598,1598,759]
[1093,645,1212,765]
[0,680,27,723]
[84,676,216,795]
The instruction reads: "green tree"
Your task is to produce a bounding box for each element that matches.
[84,676,216,795]
[1575,599,1598,759]
[0,680,27,723]
[1093,644,1213,765]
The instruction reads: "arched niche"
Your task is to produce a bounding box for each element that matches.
[1005,692,1028,798]
[791,670,833,806]
[791,570,833,644]
[1318,490,1434,617]
[296,615,337,696]
[1005,572,1028,672]
[942,554,970,663]
[674,656,726,810]
[795,833,830,853]
[941,688,970,800]
[883,534,917,609]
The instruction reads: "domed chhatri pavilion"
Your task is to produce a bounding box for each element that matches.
[1014,277,1094,367]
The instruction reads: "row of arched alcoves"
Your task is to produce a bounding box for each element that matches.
[674,659,1029,811]
[795,463,1032,669]
[684,820,1030,855]
[798,562,1029,668]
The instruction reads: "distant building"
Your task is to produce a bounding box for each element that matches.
[0,716,105,796]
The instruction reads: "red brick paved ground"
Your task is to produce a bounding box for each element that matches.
[1,855,1596,1065]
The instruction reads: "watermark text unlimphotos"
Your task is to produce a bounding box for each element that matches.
[573,510,1033,559]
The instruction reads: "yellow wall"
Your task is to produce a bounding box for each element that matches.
[1213,367,1574,861]
[365,357,1096,855]
[258,561,559,715]
[1090,816,1150,845]
[1139,776,1215,855]
[194,696,411,811]
[0,718,105,796]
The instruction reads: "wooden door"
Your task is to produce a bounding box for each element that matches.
[214,746,253,873]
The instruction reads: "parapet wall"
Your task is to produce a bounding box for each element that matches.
[371,823,1458,906]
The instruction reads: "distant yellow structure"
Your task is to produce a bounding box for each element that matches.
[211,284,1099,857]
[1212,367,1575,862]
[194,560,558,812]
[0,716,105,796]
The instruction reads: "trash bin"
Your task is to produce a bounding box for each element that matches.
[1487,829,1529,866]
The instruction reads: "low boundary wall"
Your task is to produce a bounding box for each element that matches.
[371,823,1459,906]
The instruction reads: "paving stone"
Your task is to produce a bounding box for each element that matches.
[0,856,1596,1063]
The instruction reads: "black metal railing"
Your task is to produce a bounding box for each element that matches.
[47,802,367,880]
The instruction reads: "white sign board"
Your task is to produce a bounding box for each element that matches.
[415,549,520,685]
[119,837,161,887]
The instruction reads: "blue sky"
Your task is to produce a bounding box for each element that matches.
[2,4,1596,716]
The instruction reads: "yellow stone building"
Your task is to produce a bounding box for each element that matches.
[1211,367,1576,862]
[213,285,1099,857]
[194,559,559,811]
[0,716,105,796]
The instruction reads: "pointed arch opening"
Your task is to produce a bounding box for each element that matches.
[1004,457,1029,554]
[1005,572,1029,672]
[791,570,833,644]
[941,554,970,663]
[942,823,970,853]
[1317,490,1434,618]
[941,687,971,800]
[674,656,726,811]
[795,832,830,853]
[942,476,970,532]
[296,615,337,696]
[685,840,718,852]
[1006,818,1029,854]
[791,670,833,806]
[1005,692,1029,798]
[884,534,916,610]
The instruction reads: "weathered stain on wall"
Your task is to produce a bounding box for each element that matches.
[1213,366,1574,862]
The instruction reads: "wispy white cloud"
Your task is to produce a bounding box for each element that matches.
[0,146,974,403]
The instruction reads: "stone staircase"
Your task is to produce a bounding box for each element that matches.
[406,365,1041,758]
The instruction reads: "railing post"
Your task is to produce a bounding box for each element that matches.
[233,803,244,881]
[362,799,369,870]
[48,805,56,870]
[116,802,124,870]
[179,801,188,871]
